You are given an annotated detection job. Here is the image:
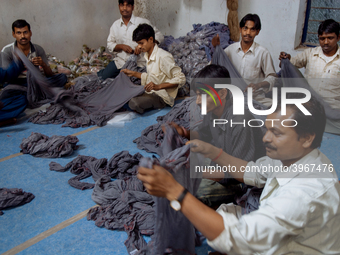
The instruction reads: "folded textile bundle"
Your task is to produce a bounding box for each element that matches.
[159,21,233,96]
[0,188,35,215]
[20,132,79,158]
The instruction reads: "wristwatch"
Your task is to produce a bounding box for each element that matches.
[170,188,188,211]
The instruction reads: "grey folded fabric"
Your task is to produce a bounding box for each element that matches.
[20,132,79,158]
[29,73,145,127]
[0,188,35,215]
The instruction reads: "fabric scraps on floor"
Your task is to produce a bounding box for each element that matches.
[0,188,35,216]
[20,132,79,158]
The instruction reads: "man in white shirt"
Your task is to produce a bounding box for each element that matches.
[121,24,185,113]
[97,0,164,80]
[137,94,340,254]
[212,14,277,106]
[280,19,340,135]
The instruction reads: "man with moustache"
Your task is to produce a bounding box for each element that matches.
[97,0,164,80]
[137,94,340,254]
[1,19,67,125]
[280,19,340,135]
[212,14,277,106]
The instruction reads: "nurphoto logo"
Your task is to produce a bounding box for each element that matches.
[200,84,312,128]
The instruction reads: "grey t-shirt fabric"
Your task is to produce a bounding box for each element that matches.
[138,124,202,255]
[29,72,145,127]
[87,176,155,254]
[121,55,147,85]
[20,132,79,158]
[0,188,35,215]
[236,187,263,215]
[15,48,69,108]
[49,151,143,190]
[280,58,340,120]
[133,97,203,156]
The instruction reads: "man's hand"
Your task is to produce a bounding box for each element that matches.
[116,44,134,54]
[31,57,45,67]
[134,45,142,55]
[279,52,291,68]
[145,82,159,92]
[189,139,220,159]
[279,51,291,60]
[211,34,220,48]
[245,83,262,92]
[121,69,135,77]
[137,165,184,200]
[162,122,188,138]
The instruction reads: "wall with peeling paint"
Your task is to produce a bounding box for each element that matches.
[0,0,307,70]
[0,0,120,62]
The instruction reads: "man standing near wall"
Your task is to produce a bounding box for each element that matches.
[97,0,164,80]
[0,19,67,125]
[280,19,340,135]
[212,13,277,106]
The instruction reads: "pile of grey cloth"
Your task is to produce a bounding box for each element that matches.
[0,188,35,215]
[87,124,202,255]
[28,72,144,127]
[49,151,143,190]
[20,132,79,158]
[13,48,145,128]
[133,96,203,157]
[160,21,233,96]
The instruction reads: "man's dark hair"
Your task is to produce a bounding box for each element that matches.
[318,19,340,37]
[192,64,231,100]
[133,24,155,42]
[240,14,261,30]
[275,93,326,149]
[12,19,31,32]
[118,0,134,6]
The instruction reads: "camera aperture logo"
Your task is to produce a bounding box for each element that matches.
[199,84,312,128]
[198,82,222,115]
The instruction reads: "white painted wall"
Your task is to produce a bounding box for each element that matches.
[0,0,120,62]
[0,0,308,70]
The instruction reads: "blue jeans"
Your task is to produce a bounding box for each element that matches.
[97,61,121,80]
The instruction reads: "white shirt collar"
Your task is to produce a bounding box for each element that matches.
[120,14,136,26]
[236,41,257,54]
[144,44,158,62]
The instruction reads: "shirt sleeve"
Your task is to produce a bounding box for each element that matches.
[290,48,312,69]
[261,50,277,92]
[141,55,186,87]
[1,48,14,68]
[159,55,186,87]
[207,188,310,254]
[243,158,271,188]
[107,23,118,53]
